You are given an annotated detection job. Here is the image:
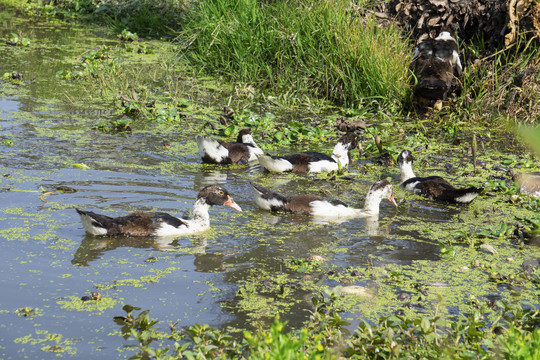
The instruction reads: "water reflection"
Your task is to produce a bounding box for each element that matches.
[71,233,211,266]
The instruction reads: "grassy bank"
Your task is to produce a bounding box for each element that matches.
[179,0,411,109]
[21,0,540,123]
[24,0,411,110]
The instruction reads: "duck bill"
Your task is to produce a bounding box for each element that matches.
[387,194,398,208]
[224,196,242,212]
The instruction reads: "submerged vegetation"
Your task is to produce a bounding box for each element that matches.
[1,0,540,358]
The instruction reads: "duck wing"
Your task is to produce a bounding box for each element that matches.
[285,194,322,214]
[249,181,289,211]
[221,142,250,163]
[281,152,335,173]
[415,178,480,204]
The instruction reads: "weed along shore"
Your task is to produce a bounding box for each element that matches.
[1,0,540,358]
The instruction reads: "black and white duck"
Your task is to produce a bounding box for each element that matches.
[249,179,397,219]
[257,133,359,174]
[410,30,462,102]
[76,185,242,237]
[196,129,264,164]
[397,149,481,204]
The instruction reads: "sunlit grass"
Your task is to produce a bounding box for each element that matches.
[179,0,411,110]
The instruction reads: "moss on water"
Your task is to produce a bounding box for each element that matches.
[14,330,78,355]
[57,296,117,313]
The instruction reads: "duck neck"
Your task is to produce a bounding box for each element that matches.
[192,198,211,224]
[399,162,416,182]
[331,142,350,167]
[242,134,259,149]
[362,194,382,215]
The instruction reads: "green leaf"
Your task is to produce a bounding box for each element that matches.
[420,317,431,333]
[224,125,236,136]
[73,163,89,169]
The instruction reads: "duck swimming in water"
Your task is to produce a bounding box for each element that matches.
[196,129,264,164]
[249,179,397,219]
[76,185,242,237]
[256,133,360,174]
[397,149,481,204]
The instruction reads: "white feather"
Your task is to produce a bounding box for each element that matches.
[247,146,264,162]
[331,142,350,168]
[403,181,422,193]
[257,154,293,172]
[454,192,479,204]
[452,50,462,71]
[196,135,229,162]
[399,160,417,182]
[435,31,454,41]
[252,192,286,211]
[78,213,108,236]
[309,201,362,218]
[241,134,257,147]
[154,199,211,237]
[308,160,338,173]
[153,219,209,237]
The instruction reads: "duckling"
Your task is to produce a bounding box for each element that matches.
[249,179,397,219]
[257,133,359,174]
[196,129,263,164]
[76,185,242,237]
[397,149,481,204]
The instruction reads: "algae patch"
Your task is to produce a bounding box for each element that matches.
[57,296,117,314]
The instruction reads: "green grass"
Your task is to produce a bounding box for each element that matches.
[179,0,411,110]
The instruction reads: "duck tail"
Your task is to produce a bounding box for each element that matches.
[75,208,109,236]
[452,187,482,204]
[248,181,288,211]
[195,135,228,163]
[256,154,292,173]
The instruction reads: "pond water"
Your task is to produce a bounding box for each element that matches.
[1,10,537,359]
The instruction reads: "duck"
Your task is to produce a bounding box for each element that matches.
[410,30,462,102]
[196,128,264,164]
[397,149,481,204]
[76,185,242,237]
[256,133,359,174]
[249,179,397,219]
[513,172,540,197]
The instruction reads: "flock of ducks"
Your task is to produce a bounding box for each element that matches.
[76,29,480,238]
[77,129,480,238]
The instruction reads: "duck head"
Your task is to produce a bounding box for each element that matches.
[397,150,416,182]
[197,185,242,211]
[236,128,251,142]
[363,179,398,214]
[332,133,361,166]
[370,179,397,207]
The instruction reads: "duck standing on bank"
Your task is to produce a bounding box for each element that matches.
[196,128,264,164]
[410,29,462,103]
[257,133,360,174]
[76,185,242,237]
[249,179,397,219]
[397,149,481,204]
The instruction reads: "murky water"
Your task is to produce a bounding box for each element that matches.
[3,11,535,359]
